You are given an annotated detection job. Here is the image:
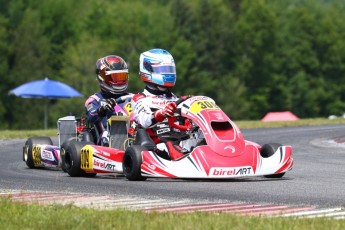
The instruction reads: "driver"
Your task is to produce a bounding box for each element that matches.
[85,55,132,146]
[132,48,186,160]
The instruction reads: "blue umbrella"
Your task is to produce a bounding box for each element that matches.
[9,78,83,129]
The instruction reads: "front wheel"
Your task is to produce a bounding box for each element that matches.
[123,146,147,181]
[60,138,76,172]
[260,143,286,178]
[65,140,94,177]
[23,137,53,169]
[264,172,285,178]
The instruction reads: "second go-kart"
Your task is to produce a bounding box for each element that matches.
[63,95,293,180]
[22,95,133,172]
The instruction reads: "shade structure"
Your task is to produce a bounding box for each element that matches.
[9,78,83,99]
[9,78,83,129]
[261,111,299,122]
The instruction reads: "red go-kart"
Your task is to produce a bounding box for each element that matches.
[62,96,293,181]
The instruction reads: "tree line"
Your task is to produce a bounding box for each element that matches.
[1,0,345,129]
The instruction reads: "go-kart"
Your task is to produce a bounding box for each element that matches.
[22,95,133,172]
[62,95,293,180]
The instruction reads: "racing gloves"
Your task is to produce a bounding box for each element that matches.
[97,98,117,117]
[154,102,177,122]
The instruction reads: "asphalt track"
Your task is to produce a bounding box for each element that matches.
[1,125,345,216]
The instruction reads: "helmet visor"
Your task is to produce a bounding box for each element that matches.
[104,70,129,85]
[152,65,176,74]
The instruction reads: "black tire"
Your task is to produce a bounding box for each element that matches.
[23,137,53,169]
[65,140,94,177]
[123,145,147,181]
[260,143,286,178]
[260,143,281,158]
[264,172,285,178]
[60,138,76,172]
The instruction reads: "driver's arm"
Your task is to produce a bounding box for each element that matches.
[132,95,155,129]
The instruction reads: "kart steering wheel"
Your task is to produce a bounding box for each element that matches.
[167,95,192,131]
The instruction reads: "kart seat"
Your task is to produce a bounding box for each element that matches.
[134,128,156,151]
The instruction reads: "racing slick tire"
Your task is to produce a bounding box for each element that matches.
[123,145,147,181]
[23,136,53,169]
[260,143,286,178]
[64,140,96,177]
[60,138,76,172]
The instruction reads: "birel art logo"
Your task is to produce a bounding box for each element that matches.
[94,159,116,171]
[105,163,116,171]
[94,159,105,168]
[209,167,253,177]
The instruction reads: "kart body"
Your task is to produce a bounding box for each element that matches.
[65,96,293,180]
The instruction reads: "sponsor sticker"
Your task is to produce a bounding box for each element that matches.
[209,167,253,177]
[94,159,116,172]
[41,150,54,161]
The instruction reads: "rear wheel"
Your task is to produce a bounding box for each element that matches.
[23,137,53,169]
[123,145,147,181]
[260,143,286,178]
[65,140,95,177]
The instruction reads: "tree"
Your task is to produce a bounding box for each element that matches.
[231,0,278,118]
[7,8,52,129]
[0,14,9,128]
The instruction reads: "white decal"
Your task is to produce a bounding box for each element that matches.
[41,150,54,161]
[209,167,253,177]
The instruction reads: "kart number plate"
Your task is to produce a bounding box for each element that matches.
[81,146,93,170]
[124,102,132,115]
[32,145,43,166]
[190,99,219,114]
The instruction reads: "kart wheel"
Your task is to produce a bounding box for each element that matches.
[264,172,285,178]
[65,140,93,177]
[260,143,286,178]
[123,145,147,181]
[260,143,281,158]
[23,137,53,169]
[60,139,76,173]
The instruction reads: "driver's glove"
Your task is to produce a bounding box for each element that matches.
[154,102,177,122]
[97,98,117,117]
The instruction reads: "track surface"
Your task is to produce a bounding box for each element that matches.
[1,125,345,217]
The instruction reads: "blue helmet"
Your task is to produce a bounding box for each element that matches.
[139,49,176,87]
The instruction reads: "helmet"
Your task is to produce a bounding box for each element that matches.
[96,55,129,94]
[139,49,176,88]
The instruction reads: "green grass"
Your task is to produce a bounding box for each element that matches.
[1,198,344,230]
[0,129,57,139]
[235,117,345,129]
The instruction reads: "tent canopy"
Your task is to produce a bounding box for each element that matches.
[261,111,299,122]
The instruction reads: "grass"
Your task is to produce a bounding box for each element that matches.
[1,198,344,230]
[235,117,345,129]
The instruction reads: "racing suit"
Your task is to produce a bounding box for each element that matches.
[85,91,131,145]
[132,86,186,160]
